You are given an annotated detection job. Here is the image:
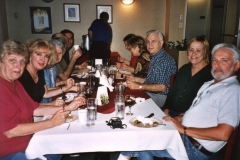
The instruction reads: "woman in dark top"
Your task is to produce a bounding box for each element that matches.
[163,36,213,118]
[18,38,78,103]
[116,36,151,78]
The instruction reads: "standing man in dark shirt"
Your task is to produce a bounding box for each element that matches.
[88,12,113,61]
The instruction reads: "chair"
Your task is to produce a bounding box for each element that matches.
[169,74,176,90]
[209,126,240,160]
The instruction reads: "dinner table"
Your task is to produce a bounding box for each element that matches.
[26,74,189,160]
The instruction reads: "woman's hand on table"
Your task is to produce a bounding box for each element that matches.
[122,63,130,71]
[116,62,123,69]
[50,110,70,126]
[65,96,86,111]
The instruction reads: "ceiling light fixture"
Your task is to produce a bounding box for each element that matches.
[121,0,135,5]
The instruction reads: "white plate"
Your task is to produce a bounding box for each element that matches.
[129,117,163,128]
[66,114,77,123]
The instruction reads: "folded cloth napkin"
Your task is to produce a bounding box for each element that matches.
[135,97,146,104]
[108,77,114,86]
[99,74,114,92]
[95,70,101,78]
[96,86,109,106]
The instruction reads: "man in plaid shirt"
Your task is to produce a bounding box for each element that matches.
[126,30,176,107]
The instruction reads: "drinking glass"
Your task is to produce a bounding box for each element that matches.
[114,96,125,119]
[86,106,95,126]
[87,59,94,71]
[84,86,93,98]
[78,82,86,96]
[125,95,135,116]
[104,58,111,67]
[115,83,125,97]
[87,74,95,86]
[87,98,98,120]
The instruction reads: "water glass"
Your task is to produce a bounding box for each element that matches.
[109,69,116,80]
[87,74,95,86]
[84,86,93,98]
[87,98,98,120]
[114,96,125,119]
[86,106,95,126]
[115,83,125,97]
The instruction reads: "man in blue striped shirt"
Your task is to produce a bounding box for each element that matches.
[126,30,176,107]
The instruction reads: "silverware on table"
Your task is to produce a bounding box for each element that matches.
[67,123,70,130]
[145,113,154,118]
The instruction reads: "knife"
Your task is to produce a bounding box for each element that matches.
[145,113,154,118]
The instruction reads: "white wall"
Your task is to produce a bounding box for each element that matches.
[5,0,186,59]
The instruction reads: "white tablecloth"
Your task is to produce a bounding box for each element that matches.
[26,99,188,160]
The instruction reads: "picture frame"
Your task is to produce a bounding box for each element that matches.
[63,3,80,22]
[29,7,52,34]
[96,5,113,24]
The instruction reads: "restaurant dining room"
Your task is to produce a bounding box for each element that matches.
[0,0,240,160]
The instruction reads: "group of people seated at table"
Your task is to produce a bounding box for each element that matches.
[116,30,240,160]
[0,27,240,160]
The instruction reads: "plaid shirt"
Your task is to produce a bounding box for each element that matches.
[144,48,176,95]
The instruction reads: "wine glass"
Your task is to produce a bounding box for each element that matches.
[84,86,93,98]
[125,95,135,116]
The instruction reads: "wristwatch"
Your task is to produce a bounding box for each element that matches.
[139,85,143,89]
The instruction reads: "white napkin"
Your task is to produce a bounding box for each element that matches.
[99,74,114,92]
[95,70,101,78]
[135,97,146,104]
[108,77,114,86]
[96,86,109,106]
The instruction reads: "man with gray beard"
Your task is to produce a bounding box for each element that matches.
[118,43,240,160]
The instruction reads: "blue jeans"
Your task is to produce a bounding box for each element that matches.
[121,135,213,160]
[0,151,62,160]
[146,92,167,108]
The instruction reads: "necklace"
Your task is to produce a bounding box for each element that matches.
[26,65,38,82]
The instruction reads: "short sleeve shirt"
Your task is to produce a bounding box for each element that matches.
[182,76,240,152]
[0,77,39,157]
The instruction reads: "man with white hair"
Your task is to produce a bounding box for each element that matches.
[119,43,240,160]
[126,30,176,107]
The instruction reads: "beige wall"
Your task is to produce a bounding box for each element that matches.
[5,0,186,59]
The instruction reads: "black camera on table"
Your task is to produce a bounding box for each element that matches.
[106,117,127,129]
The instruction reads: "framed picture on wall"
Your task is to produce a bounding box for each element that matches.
[29,7,52,34]
[96,5,113,24]
[63,3,80,22]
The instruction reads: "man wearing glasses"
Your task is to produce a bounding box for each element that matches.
[126,30,177,107]
[119,43,240,160]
